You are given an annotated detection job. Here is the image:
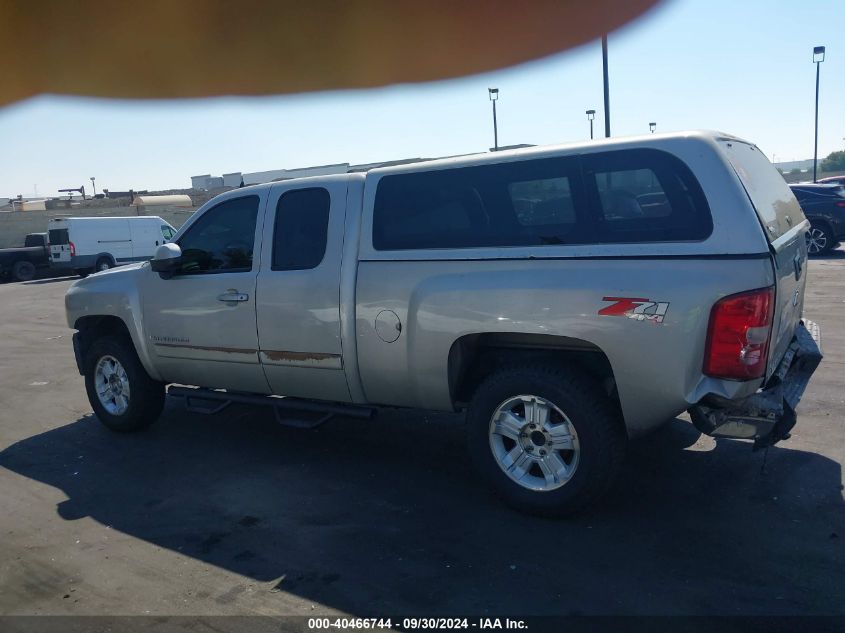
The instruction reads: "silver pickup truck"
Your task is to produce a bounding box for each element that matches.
[65,131,822,516]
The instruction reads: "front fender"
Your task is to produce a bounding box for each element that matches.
[64,263,163,381]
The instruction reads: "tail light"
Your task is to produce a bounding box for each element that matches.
[69,241,76,257]
[836,201,845,208]
[703,287,774,380]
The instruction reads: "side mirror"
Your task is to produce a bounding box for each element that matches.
[150,243,182,278]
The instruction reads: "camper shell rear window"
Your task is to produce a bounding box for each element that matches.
[720,139,805,242]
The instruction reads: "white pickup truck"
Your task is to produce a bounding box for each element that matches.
[65,131,822,515]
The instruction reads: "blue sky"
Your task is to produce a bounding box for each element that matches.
[1,0,842,198]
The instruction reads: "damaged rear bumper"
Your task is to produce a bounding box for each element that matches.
[689,319,822,450]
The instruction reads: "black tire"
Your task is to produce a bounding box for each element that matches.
[12,260,36,282]
[467,364,626,517]
[95,257,113,272]
[76,269,91,278]
[806,222,835,256]
[84,334,165,432]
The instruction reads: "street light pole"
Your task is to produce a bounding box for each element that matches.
[586,110,595,140]
[649,122,656,133]
[90,176,96,197]
[813,46,825,183]
[602,35,610,138]
[488,88,499,151]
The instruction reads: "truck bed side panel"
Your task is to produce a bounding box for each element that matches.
[355,257,774,436]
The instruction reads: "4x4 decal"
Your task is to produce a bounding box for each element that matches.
[599,297,670,324]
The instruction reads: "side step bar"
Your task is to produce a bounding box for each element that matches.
[168,386,376,429]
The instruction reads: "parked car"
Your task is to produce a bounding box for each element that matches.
[64,131,822,516]
[816,175,845,186]
[788,183,845,255]
[0,232,50,281]
[48,216,177,277]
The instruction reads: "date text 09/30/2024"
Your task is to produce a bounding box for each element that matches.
[307,618,528,630]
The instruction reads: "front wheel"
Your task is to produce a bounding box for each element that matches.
[467,365,626,517]
[84,335,165,432]
[95,257,113,272]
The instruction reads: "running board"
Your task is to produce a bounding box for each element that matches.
[167,386,376,429]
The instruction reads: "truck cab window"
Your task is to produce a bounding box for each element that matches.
[175,196,258,274]
[272,188,330,271]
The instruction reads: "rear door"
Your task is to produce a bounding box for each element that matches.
[255,179,350,402]
[720,139,808,376]
[48,223,71,265]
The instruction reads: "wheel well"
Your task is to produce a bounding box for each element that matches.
[448,333,620,410]
[74,315,132,361]
[808,218,836,236]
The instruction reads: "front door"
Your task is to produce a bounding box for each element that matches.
[255,180,350,402]
[141,193,271,393]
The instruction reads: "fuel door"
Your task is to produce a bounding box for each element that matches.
[375,310,402,343]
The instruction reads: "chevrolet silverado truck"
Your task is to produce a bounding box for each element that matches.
[65,131,822,516]
[0,232,50,281]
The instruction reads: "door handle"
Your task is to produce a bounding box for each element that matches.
[217,291,249,303]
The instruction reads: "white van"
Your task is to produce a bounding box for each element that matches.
[48,216,177,276]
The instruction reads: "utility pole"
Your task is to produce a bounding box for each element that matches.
[813,46,825,182]
[602,36,610,138]
[488,88,499,151]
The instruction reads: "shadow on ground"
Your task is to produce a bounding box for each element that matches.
[21,275,79,285]
[1,402,843,615]
[810,247,845,261]
[0,268,77,285]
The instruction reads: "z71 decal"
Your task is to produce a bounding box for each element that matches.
[598,296,670,324]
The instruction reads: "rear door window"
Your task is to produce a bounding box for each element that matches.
[49,228,69,245]
[271,188,331,271]
[582,148,713,243]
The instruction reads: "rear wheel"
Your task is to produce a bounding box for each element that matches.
[806,223,834,255]
[467,364,626,517]
[75,269,91,278]
[95,257,113,272]
[84,335,165,432]
[12,260,36,282]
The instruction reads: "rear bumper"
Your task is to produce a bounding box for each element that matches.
[50,255,90,271]
[689,319,822,449]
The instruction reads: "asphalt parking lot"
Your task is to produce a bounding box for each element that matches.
[0,258,843,618]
